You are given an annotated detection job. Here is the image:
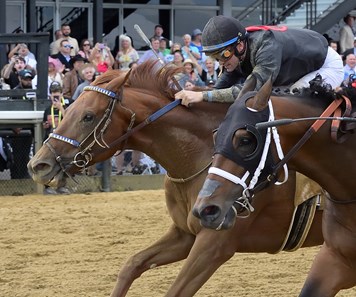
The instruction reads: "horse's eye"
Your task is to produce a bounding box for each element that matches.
[233,131,257,158]
[83,113,94,122]
[238,137,251,147]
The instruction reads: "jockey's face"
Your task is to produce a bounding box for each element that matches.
[218,53,240,72]
[208,42,244,73]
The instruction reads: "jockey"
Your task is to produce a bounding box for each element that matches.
[175,15,344,106]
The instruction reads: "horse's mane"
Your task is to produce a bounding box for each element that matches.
[90,60,182,100]
[126,60,182,99]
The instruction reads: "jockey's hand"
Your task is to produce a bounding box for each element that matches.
[175,90,203,107]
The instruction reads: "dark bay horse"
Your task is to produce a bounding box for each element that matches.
[27,61,323,296]
[193,78,356,296]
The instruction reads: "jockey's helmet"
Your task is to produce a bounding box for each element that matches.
[202,16,247,53]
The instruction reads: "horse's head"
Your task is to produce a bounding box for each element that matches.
[28,61,179,187]
[193,78,277,230]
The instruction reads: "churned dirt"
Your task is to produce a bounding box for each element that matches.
[0,190,355,297]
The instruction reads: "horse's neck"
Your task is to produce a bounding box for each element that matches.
[272,95,356,199]
[130,102,229,178]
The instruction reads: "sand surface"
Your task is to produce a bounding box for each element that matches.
[1,190,355,297]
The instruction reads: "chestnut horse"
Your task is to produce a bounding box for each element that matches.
[27,61,323,296]
[193,78,356,296]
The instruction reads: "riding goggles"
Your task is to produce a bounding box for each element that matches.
[208,46,235,62]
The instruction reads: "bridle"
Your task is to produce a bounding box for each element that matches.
[43,72,210,184]
[44,84,130,181]
[211,93,354,218]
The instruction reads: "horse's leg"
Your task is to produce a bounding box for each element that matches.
[164,228,236,297]
[299,203,356,297]
[299,243,356,297]
[110,225,195,297]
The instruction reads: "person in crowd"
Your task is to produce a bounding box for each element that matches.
[171,50,185,68]
[1,56,34,89]
[184,79,196,90]
[8,69,36,179]
[89,42,115,75]
[62,54,86,99]
[181,34,201,61]
[72,63,96,100]
[150,24,170,49]
[51,39,74,74]
[197,56,222,86]
[32,57,64,96]
[51,23,79,56]
[159,37,170,57]
[14,69,35,96]
[137,37,165,64]
[339,14,356,54]
[342,53,356,85]
[343,37,356,58]
[42,82,73,194]
[175,15,344,106]
[78,39,93,61]
[169,50,185,86]
[190,28,206,68]
[8,43,37,70]
[178,58,205,88]
[49,29,63,55]
[329,40,339,53]
[115,34,139,70]
[43,81,72,140]
[164,42,182,64]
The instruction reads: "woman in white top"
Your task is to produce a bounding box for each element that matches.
[115,35,139,70]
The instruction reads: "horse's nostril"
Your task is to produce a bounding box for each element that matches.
[200,205,220,222]
[32,162,50,174]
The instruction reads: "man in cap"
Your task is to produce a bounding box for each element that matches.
[14,69,35,97]
[62,54,86,98]
[175,15,344,106]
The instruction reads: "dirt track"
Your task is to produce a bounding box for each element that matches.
[0,190,355,297]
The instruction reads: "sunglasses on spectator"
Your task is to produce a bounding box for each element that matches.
[63,44,72,48]
[83,43,90,46]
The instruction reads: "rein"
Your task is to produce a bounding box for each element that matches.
[270,94,351,179]
[265,94,356,205]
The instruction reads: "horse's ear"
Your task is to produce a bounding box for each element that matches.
[107,69,132,93]
[251,77,272,111]
[236,75,257,100]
